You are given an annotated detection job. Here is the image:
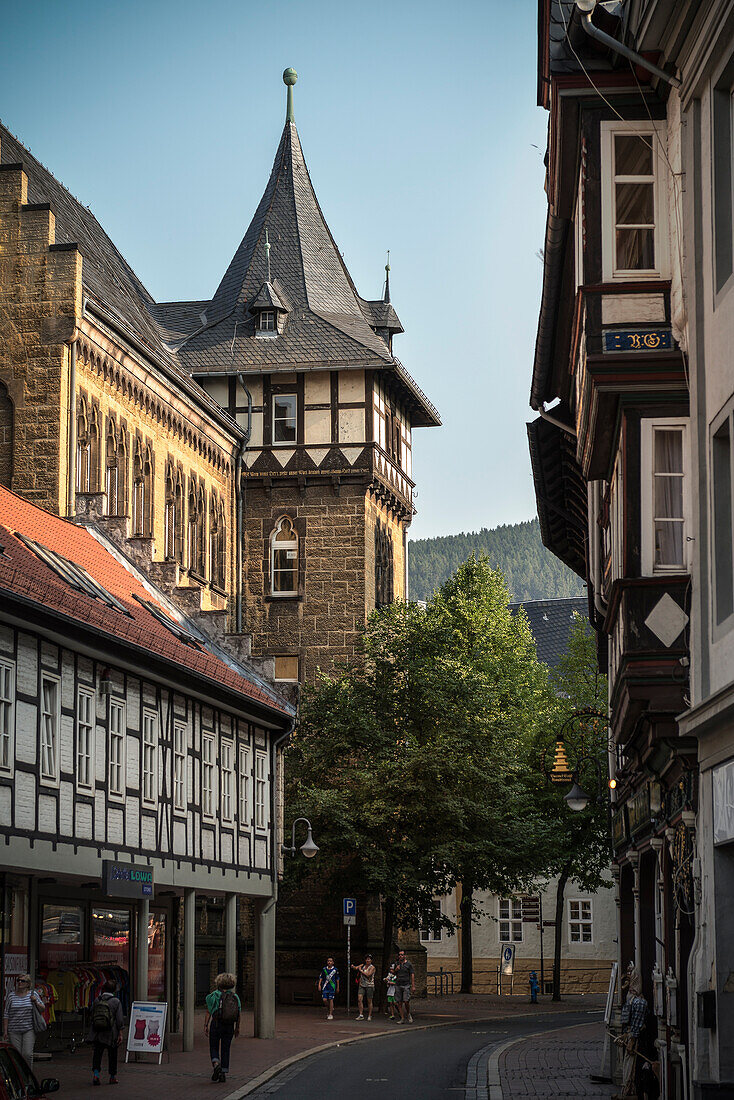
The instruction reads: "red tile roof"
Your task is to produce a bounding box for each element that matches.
[0,486,291,719]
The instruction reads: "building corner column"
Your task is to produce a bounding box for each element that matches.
[225,893,237,978]
[253,893,276,1039]
[183,889,196,1052]
[628,850,641,969]
[136,898,150,1002]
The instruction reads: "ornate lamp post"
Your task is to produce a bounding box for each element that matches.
[542,708,613,826]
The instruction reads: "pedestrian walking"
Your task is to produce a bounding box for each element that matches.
[529,970,539,1004]
[2,974,45,1066]
[393,949,415,1023]
[351,954,375,1020]
[317,957,340,1020]
[204,972,241,1084]
[88,979,124,1086]
[384,963,398,1020]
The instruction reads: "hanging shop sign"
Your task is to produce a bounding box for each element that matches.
[126,1002,167,1065]
[611,806,628,849]
[103,861,153,899]
[627,788,650,836]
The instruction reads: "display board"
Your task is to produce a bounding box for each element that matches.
[125,1001,167,1064]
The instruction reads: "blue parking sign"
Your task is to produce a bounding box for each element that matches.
[343,898,356,916]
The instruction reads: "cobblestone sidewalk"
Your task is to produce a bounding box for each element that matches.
[499,1021,615,1098]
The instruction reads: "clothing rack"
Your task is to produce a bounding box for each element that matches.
[35,963,130,1055]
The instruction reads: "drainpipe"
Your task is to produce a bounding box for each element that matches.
[578,5,681,88]
[66,338,77,517]
[235,372,252,634]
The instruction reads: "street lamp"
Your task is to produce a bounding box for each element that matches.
[542,709,611,820]
[564,781,592,813]
[282,817,319,859]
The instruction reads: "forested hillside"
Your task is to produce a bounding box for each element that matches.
[408,518,585,603]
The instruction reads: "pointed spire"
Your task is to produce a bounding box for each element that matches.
[383,251,391,304]
[283,67,298,123]
[265,228,272,282]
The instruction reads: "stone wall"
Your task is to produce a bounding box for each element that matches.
[364,493,408,612]
[425,953,613,996]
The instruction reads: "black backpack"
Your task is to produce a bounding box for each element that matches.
[217,990,239,1025]
[91,997,114,1032]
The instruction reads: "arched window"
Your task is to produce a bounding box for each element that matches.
[375,520,394,609]
[164,462,176,560]
[270,516,298,596]
[209,494,226,590]
[76,397,90,493]
[105,417,128,516]
[0,381,14,489]
[132,438,153,537]
[89,404,101,491]
[187,477,206,577]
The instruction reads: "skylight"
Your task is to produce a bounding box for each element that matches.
[133,594,202,649]
[17,534,130,615]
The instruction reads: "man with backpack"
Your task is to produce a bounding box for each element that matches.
[204,972,241,1083]
[88,979,124,1086]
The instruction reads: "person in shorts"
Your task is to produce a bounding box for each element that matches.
[351,954,375,1021]
[318,957,339,1020]
[384,963,398,1020]
[393,949,415,1023]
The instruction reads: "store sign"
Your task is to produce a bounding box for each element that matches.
[627,788,650,836]
[612,806,627,849]
[103,861,153,898]
[603,329,672,353]
[125,1002,167,1065]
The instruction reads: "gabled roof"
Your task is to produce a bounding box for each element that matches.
[250,280,288,313]
[0,486,293,721]
[511,596,588,667]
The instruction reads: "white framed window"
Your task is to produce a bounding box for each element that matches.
[142,709,158,807]
[260,310,276,332]
[173,722,187,813]
[109,700,126,799]
[76,686,95,791]
[641,419,690,575]
[255,751,268,831]
[420,900,443,943]
[202,733,216,819]
[239,745,251,830]
[40,674,61,785]
[221,739,234,823]
[0,660,15,776]
[272,394,297,444]
[568,899,593,943]
[499,898,523,943]
[270,517,298,596]
[601,120,669,281]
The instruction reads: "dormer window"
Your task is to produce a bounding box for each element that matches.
[259,310,276,332]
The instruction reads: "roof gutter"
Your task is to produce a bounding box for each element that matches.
[531,211,571,411]
[579,7,681,88]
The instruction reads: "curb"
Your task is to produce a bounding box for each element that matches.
[486,1019,604,1100]
[224,1010,603,1099]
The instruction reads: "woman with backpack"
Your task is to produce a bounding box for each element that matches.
[88,979,124,1086]
[204,972,241,1083]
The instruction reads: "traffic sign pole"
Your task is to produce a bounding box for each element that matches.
[347,923,351,1017]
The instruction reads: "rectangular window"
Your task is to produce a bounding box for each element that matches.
[601,121,668,281]
[239,745,251,829]
[202,733,215,819]
[221,739,234,823]
[568,899,593,943]
[420,900,442,943]
[641,419,689,575]
[76,686,95,791]
[0,660,15,775]
[255,751,267,830]
[713,415,734,625]
[272,394,297,444]
[40,675,60,785]
[499,898,523,943]
[109,700,125,798]
[173,722,187,813]
[274,655,299,682]
[713,63,734,292]
[142,709,158,807]
[260,310,276,331]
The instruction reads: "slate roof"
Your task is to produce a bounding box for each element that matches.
[510,596,588,668]
[0,486,293,720]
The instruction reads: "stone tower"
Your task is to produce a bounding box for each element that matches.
[158,70,440,685]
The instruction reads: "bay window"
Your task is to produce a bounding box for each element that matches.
[641,419,689,575]
[601,121,669,281]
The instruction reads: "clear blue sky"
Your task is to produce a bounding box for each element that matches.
[0,0,547,541]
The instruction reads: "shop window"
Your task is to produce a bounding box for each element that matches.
[0,659,15,775]
[76,686,95,792]
[173,722,187,813]
[40,675,60,786]
[600,121,669,281]
[270,517,298,596]
[640,419,689,575]
[273,655,299,683]
[255,751,267,831]
[109,700,126,799]
[568,899,593,943]
[420,900,443,943]
[221,739,234,823]
[92,908,130,970]
[239,745,251,829]
[375,520,394,609]
[272,393,297,444]
[148,912,166,1001]
[202,733,215,819]
[142,709,158,807]
[40,903,83,967]
[499,898,523,943]
[2,881,30,992]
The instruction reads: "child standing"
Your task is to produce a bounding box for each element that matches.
[317,957,339,1020]
[529,970,540,1004]
[384,963,397,1020]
